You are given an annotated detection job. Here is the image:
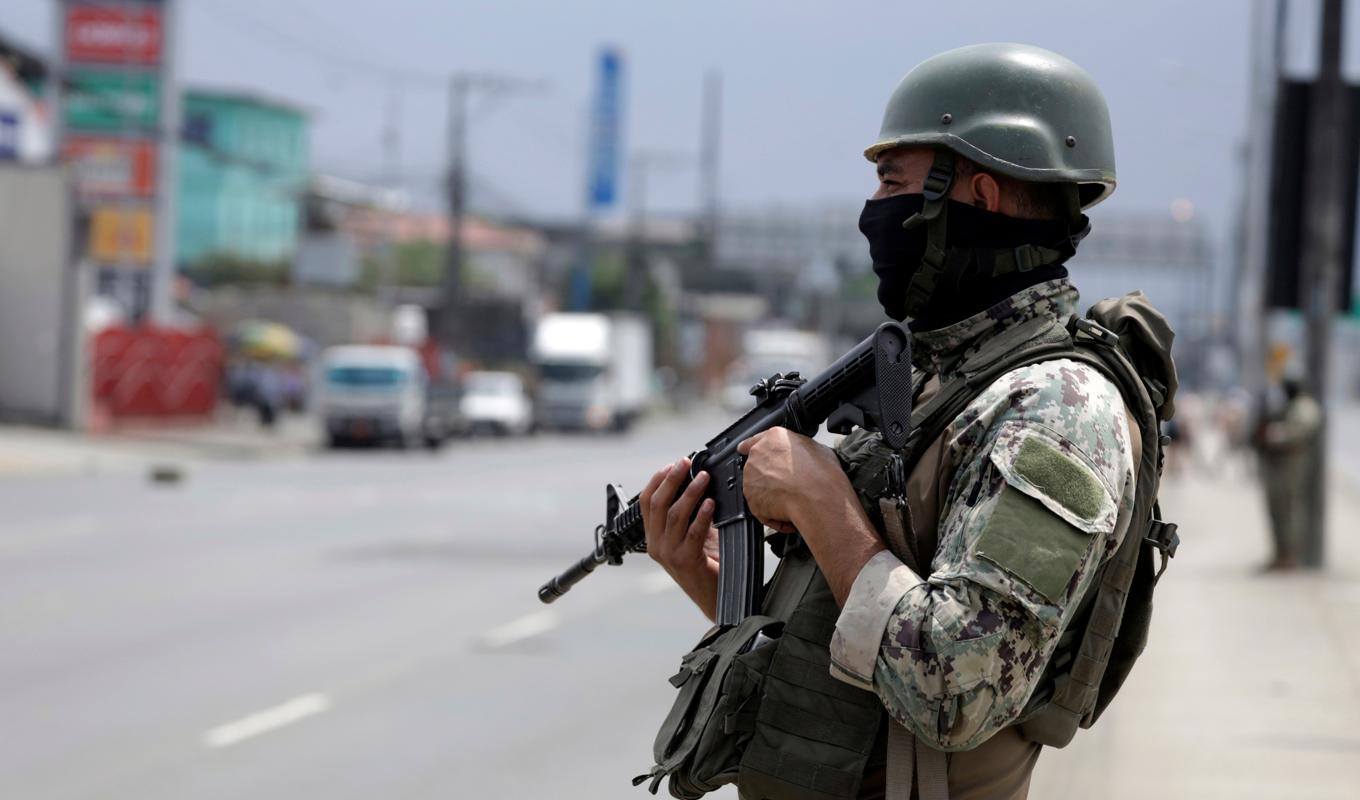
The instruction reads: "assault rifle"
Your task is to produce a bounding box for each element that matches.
[538,321,913,626]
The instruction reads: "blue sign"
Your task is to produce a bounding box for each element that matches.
[587,48,624,209]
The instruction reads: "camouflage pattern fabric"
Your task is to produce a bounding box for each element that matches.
[1259,393,1322,562]
[829,279,1138,752]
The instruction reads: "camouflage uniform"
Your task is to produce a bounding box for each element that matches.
[1258,389,1322,565]
[828,278,1138,755]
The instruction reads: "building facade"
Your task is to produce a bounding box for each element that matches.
[0,34,52,164]
[176,89,308,267]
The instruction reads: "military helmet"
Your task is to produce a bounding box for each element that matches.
[865,43,1116,209]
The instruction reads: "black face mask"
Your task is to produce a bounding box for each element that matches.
[858,194,927,322]
[858,194,1079,325]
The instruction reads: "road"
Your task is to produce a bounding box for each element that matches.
[5,405,1359,799]
[0,411,742,800]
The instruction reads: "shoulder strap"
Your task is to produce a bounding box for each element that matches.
[899,326,1074,476]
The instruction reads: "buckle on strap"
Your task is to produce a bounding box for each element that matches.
[885,453,907,499]
[1145,519,1180,581]
[1070,317,1120,349]
[922,150,955,201]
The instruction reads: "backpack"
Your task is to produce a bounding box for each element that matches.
[896,291,1180,744]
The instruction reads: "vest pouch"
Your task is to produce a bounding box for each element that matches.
[737,607,883,800]
[639,614,782,799]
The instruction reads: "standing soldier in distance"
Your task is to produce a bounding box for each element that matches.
[642,44,1174,799]
[1257,376,1322,570]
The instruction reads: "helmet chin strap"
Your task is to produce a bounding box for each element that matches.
[900,150,955,317]
[900,150,1088,319]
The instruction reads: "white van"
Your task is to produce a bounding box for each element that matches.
[319,345,446,448]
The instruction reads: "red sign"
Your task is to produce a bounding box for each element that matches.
[63,136,157,197]
[65,5,163,65]
[92,325,223,419]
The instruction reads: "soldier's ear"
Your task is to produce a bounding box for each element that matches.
[969,172,1002,213]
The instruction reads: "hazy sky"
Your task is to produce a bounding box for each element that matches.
[3,0,1292,239]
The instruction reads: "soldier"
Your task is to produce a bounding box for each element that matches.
[1256,377,1322,570]
[641,44,1169,800]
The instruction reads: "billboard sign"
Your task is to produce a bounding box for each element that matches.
[65,4,163,65]
[90,205,155,264]
[64,70,160,132]
[64,136,158,197]
[586,47,624,210]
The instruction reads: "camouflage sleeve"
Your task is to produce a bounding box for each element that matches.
[829,359,1136,751]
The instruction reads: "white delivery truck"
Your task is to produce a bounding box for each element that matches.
[532,312,652,432]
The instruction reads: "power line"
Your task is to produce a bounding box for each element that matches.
[195,0,445,87]
[279,0,384,60]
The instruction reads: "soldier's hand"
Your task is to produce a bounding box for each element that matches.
[640,457,719,622]
[738,427,849,535]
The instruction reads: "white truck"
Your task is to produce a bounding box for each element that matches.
[531,312,652,432]
[721,328,834,412]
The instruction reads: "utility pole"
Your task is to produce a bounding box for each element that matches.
[625,152,649,312]
[441,75,471,349]
[149,0,180,325]
[378,82,403,306]
[1241,0,1287,414]
[699,71,723,273]
[626,150,688,310]
[1298,0,1347,568]
[440,73,541,350]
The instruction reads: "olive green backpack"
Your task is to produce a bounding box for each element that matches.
[637,293,1180,798]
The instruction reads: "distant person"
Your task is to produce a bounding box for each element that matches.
[1255,378,1322,570]
[252,361,283,429]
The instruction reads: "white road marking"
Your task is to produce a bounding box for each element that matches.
[478,572,675,652]
[203,693,332,749]
[478,609,559,649]
[640,571,677,594]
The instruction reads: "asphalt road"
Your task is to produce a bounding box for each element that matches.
[0,411,743,800]
[7,404,1360,800]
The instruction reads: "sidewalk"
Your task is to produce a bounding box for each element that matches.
[0,410,317,478]
[1030,462,1360,799]
[108,407,318,460]
[1336,401,1360,490]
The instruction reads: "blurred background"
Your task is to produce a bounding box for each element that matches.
[0,1,1357,798]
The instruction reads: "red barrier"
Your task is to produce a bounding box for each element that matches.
[92,325,223,419]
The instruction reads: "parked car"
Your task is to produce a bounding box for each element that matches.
[460,371,533,436]
[318,345,455,449]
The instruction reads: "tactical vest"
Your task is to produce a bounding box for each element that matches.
[639,294,1180,800]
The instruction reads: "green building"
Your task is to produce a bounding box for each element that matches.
[176,89,309,268]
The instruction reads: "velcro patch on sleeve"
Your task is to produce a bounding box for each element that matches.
[973,424,1121,607]
[974,487,1092,604]
[987,424,1118,535]
[1012,436,1104,522]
